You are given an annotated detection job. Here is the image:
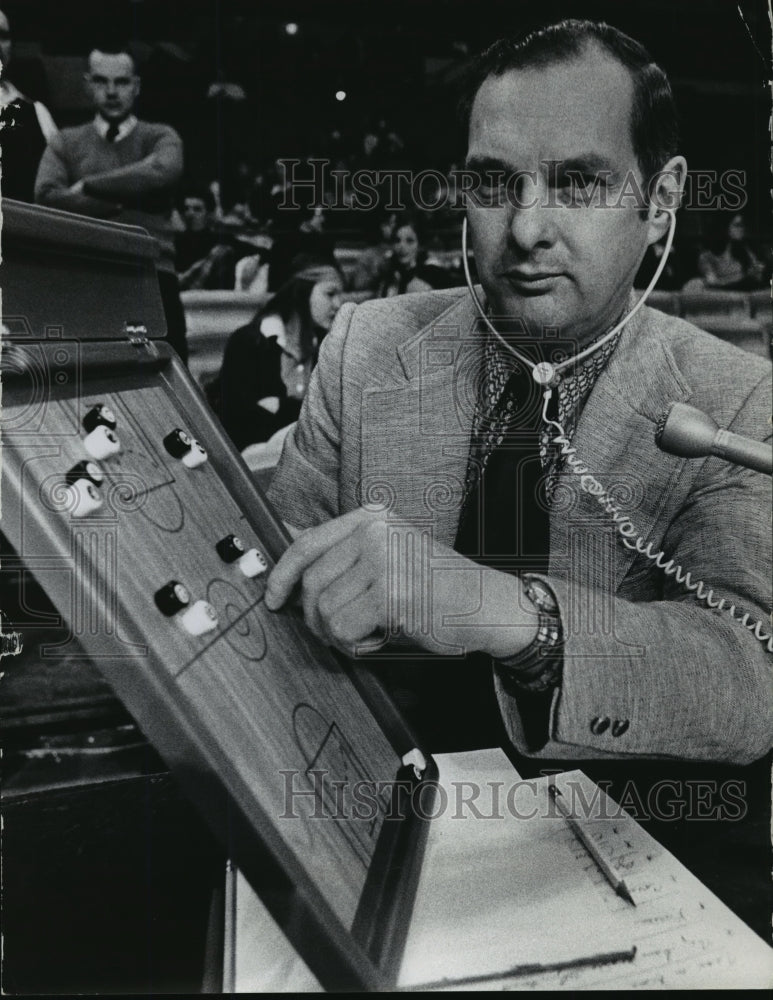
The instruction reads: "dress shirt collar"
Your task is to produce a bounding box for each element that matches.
[94,114,138,142]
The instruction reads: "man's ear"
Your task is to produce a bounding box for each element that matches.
[646,155,687,245]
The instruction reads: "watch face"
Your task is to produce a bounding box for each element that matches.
[525,579,559,614]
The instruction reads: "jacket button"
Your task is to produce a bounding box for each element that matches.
[612,719,630,737]
[590,715,610,735]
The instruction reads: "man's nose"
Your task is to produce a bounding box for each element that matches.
[507,176,556,252]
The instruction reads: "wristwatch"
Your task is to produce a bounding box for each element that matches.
[494,575,564,693]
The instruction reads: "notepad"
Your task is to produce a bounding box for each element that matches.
[398,761,637,986]
[229,751,773,991]
[397,759,773,990]
[509,770,773,991]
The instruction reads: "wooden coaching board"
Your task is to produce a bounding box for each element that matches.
[0,201,435,990]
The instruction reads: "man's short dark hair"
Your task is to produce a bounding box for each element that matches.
[179,184,215,214]
[88,43,138,74]
[458,19,679,191]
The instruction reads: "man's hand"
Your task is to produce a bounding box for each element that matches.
[264,508,538,659]
[68,179,85,195]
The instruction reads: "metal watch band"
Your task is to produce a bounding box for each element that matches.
[494,575,564,693]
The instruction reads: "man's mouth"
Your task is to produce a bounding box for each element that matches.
[501,269,563,293]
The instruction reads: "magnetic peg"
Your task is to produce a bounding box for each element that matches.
[83,403,117,433]
[163,428,193,458]
[238,548,268,578]
[216,534,246,563]
[179,600,218,636]
[154,580,191,616]
[65,460,104,487]
[182,440,208,468]
[68,479,103,517]
[83,424,121,459]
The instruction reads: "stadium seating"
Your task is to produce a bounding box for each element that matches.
[183,264,772,390]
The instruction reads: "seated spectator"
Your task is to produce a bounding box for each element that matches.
[697,213,767,291]
[216,252,343,450]
[349,210,397,292]
[0,7,58,202]
[378,212,455,297]
[175,184,238,290]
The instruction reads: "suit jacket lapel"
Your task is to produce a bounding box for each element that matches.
[360,293,692,573]
[549,305,692,588]
[360,294,482,545]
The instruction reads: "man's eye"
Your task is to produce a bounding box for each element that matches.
[555,173,603,205]
[558,173,594,189]
[479,172,504,190]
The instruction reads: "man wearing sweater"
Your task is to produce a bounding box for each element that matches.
[34,47,187,360]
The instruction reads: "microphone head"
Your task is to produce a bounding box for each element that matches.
[655,402,720,458]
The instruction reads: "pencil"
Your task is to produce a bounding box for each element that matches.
[548,782,636,906]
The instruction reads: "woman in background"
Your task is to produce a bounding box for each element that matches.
[697,213,766,291]
[378,212,453,297]
[217,253,343,450]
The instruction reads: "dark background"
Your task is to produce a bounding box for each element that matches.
[3,0,771,244]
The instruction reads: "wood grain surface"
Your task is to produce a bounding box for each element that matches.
[3,362,403,935]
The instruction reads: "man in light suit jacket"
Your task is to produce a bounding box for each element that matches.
[265,22,771,771]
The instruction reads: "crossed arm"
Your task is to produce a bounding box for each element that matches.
[35,129,183,216]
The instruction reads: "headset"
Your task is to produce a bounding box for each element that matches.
[461,205,773,653]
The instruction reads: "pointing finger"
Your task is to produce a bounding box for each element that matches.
[265,507,373,610]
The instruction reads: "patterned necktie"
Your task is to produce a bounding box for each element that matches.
[443,357,551,754]
[439,328,624,754]
[456,324,623,566]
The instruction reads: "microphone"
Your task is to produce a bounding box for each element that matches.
[655,402,772,475]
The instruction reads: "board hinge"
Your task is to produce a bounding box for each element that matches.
[124,321,151,349]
